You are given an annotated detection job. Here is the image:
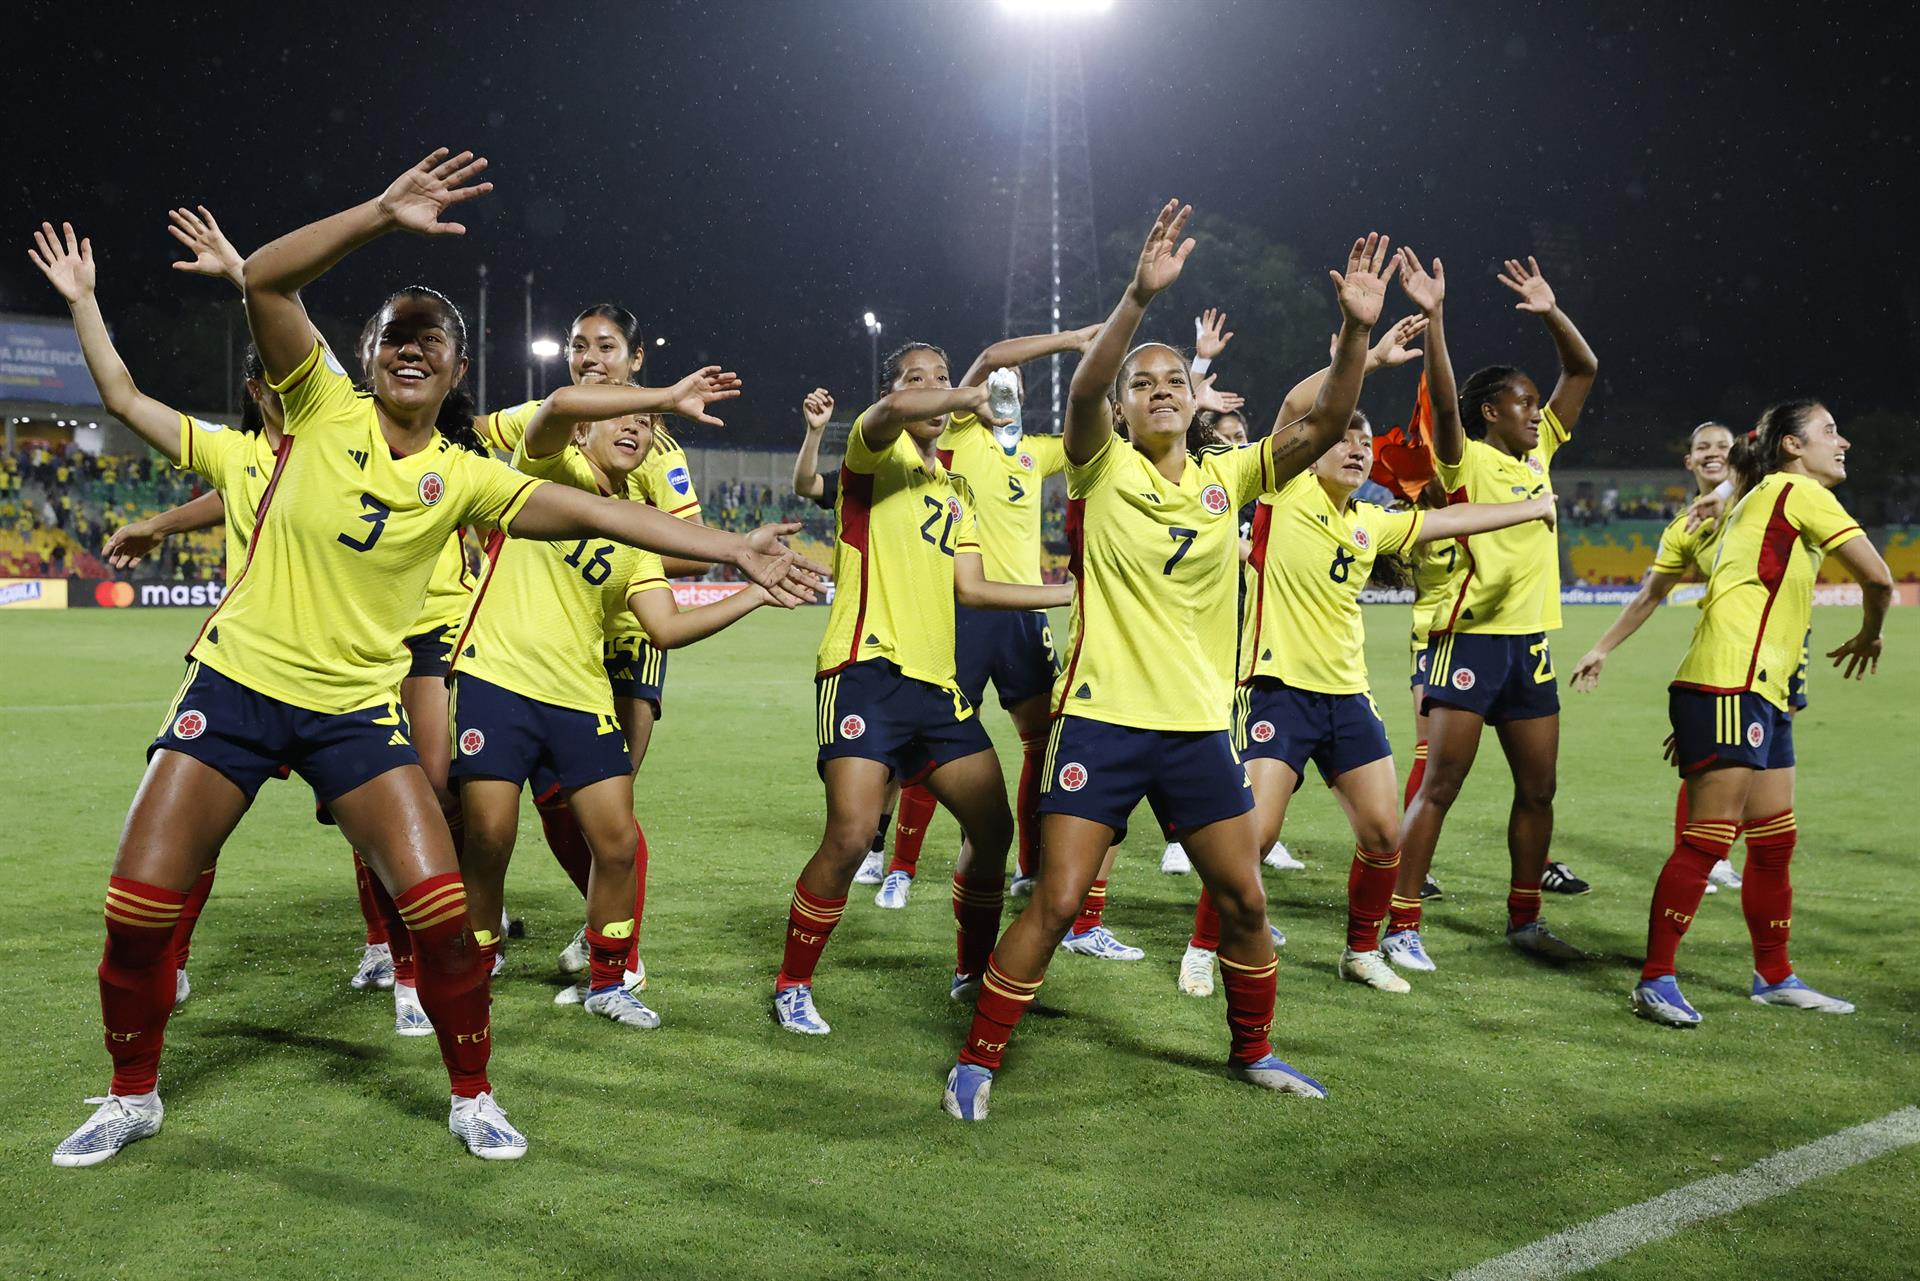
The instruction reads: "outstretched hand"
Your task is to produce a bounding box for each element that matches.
[1195,307,1234,360]
[667,366,744,426]
[103,520,163,569]
[1364,314,1429,370]
[1827,633,1882,680]
[1683,489,1726,532]
[377,148,494,237]
[1329,233,1398,330]
[738,522,828,608]
[1569,649,1606,693]
[1194,373,1244,415]
[27,221,96,302]
[167,206,244,285]
[1497,256,1556,314]
[1129,200,1195,301]
[802,388,835,432]
[1396,247,1445,314]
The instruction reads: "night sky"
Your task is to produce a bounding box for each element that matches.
[8,0,1916,466]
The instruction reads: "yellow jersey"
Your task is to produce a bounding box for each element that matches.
[415,534,477,636]
[937,416,1066,586]
[1241,471,1423,694]
[177,414,278,584]
[1432,406,1568,636]
[1673,472,1863,711]
[816,413,979,691]
[1054,433,1284,731]
[1409,535,1464,652]
[454,441,663,715]
[189,342,543,715]
[1650,507,1725,582]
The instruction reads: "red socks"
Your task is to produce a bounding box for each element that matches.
[1016,733,1046,879]
[1218,953,1278,1064]
[776,881,846,990]
[538,799,594,896]
[1741,811,1797,984]
[395,873,491,1098]
[888,785,937,877]
[100,877,188,1095]
[586,920,635,992]
[958,956,1041,1071]
[1641,819,1738,981]
[1189,888,1222,951]
[1506,880,1543,931]
[950,872,1005,978]
[626,820,650,975]
[171,863,216,970]
[353,852,388,947]
[1072,880,1108,935]
[1346,847,1400,952]
[1386,892,1422,937]
[1404,740,1428,812]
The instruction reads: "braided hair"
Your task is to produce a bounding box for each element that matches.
[1458,365,1523,439]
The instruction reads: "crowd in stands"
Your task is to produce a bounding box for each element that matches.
[1,444,207,580]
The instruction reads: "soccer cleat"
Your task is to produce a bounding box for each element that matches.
[489,948,506,978]
[557,926,590,975]
[583,985,662,1029]
[1541,861,1591,895]
[1507,920,1586,962]
[874,870,912,910]
[1708,859,1743,890]
[1263,841,1306,871]
[51,1093,164,1168]
[1009,874,1036,898]
[1060,924,1145,961]
[852,849,886,885]
[449,1092,528,1161]
[942,1063,993,1121]
[1340,948,1411,993]
[1160,842,1192,875]
[772,984,831,1035]
[1751,972,1855,1015]
[553,965,644,1005]
[1381,929,1437,972]
[1420,873,1444,900]
[951,971,982,1002]
[1177,944,1216,997]
[393,983,434,1036]
[1269,921,1287,948]
[173,968,191,1009]
[350,942,394,991]
[1631,975,1703,1027]
[1229,1054,1327,1099]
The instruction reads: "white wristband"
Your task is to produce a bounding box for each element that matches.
[1710,479,1734,502]
[1189,355,1212,377]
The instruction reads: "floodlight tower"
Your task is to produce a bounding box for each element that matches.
[999,0,1107,435]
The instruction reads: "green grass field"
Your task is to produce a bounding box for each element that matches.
[2,605,1915,1280]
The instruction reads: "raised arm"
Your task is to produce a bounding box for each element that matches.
[1825,537,1894,679]
[244,148,492,381]
[1263,234,1397,480]
[1190,307,1234,376]
[28,223,185,463]
[792,388,835,500]
[103,489,229,569]
[1569,568,1687,692]
[854,384,1003,455]
[167,206,247,292]
[1497,256,1598,429]
[1067,200,1197,465]
[1274,314,1428,433]
[520,368,740,458]
[626,581,772,648]
[1394,248,1462,467]
[954,554,1074,611]
[959,323,1100,387]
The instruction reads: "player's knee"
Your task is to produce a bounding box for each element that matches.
[1514,773,1556,810]
[1356,817,1401,853]
[1032,880,1085,934]
[1212,879,1268,936]
[1418,766,1467,810]
[819,817,874,868]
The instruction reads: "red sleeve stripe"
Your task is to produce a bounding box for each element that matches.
[1818,525,1862,549]
[1050,498,1088,717]
[448,530,510,672]
[1739,487,1799,691]
[839,466,875,668]
[1240,502,1273,682]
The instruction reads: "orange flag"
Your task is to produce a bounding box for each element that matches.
[1369,372,1436,502]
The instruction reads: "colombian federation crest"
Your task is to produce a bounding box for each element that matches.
[172,709,207,740]
[1747,722,1765,748]
[839,714,866,740]
[459,728,486,755]
[1452,668,1476,691]
[419,472,445,506]
[1018,452,1035,470]
[1058,761,1089,792]
[1251,720,1276,743]
[1201,484,1230,514]
[1354,528,1370,548]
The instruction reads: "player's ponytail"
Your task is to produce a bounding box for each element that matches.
[237,344,266,435]
[1458,365,1521,439]
[358,285,489,455]
[1730,399,1822,497]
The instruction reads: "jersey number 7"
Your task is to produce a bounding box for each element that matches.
[1163,526,1197,574]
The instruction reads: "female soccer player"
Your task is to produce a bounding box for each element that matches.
[38,149,815,1167]
[771,345,1072,1036]
[1382,251,1598,974]
[1631,401,1890,1025]
[1178,395,1554,997]
[453,373,773,1031]
[941,205,1397,1121]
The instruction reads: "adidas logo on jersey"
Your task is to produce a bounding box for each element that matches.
[865,634,880,645]
[1074,683,1091,700]
[1139,492,1162,504]
[348,449,369,468]
[463,645,477,658]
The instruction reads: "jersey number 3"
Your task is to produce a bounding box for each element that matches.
[337,493,391,553]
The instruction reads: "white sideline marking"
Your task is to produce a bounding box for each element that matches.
[1453,1107,1920,1280]
[1,699,164,714]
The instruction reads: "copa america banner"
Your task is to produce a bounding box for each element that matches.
[0,315,101,404]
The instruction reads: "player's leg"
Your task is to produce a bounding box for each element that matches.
[456,780,521,975]
[1183,757,1297,996]
[1328,756,1410,993]
[1492,711,1583,960]
[1005,690,1053,893]
[1634,761,1750,1026]
[878,782,937,904]
[566,773,659,1028]
[1385,702,1484,970]
[1406,675,1442,899]
[774,756,891,1034]
[1061,840,1143,960]
[1742,744,1846,1013]
[924,747,1015,994]
[855,776,902,887]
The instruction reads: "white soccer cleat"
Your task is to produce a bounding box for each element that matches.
[1708,859,1743,890]
[450,1092,528,1161]
[852,850,886,885]
[1230,1055,1327,1098]
[874,870,912,910]
[554,965,644,1005]
[1161,842,1192,875]
[583,985,662,1029]
[1340,948,1412,993]
[394,982,434,1036]
[1263,842,1306,870]
[173,968,191,1009]
[1177,944,1216,997]
[1750,972,1855,1015]
[1059,925,1145,960]
[772,984,831,1035]
[350,942,395,991]
[1381,929,1437,972]
[51,1093,164,1168]
[1008,874,1037,897]
[557,926,590,975]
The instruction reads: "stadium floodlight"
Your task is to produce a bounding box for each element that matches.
[863,311,880,331]
[995,0,1113,16]
[654,336,666,347]
[863,312,883,399]
[529,338,562,359]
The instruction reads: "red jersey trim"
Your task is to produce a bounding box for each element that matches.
[1051,497,1089,716]
[1741,487,1798,691]
[839,465,876,669]
[448,529,510,673]
[187,434,295,659]
[1817,524,1862,550]
[1239,502,1274,684]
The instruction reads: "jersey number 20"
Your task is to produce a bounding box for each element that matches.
[920,496,959,557]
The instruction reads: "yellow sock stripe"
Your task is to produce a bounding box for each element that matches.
[1508,886,1543,900]
[104,901,182,928]
[106,885,189,913]
[950,886,1003,906]
[788,893,844,927]
[983,962,1043,994]
[1745,814,1797,838]
[1217,954,1279,979]
[1388,894,1422,910]
[398,882,466,925]
[1355,848,1400,869]
[1084,886,1108,903]
[408,900,470,931]
[1412,743,1428,760]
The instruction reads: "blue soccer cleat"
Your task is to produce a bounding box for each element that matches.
[1229,1054,1327,1098]
[874,870,912,910]
[1381,929,1436,972]
[583,985,661,1029]
[1631,975,1703,1027]
[1751,972,1855,1014]
[772,984,831,1035]
[950,971,982,1002]
[449,1091,528,1161]
[1059,924,1145,960]
[943,1063,993,1121]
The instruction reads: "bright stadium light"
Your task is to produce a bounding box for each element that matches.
[995,0,1113,15]
[654,336,666,347]
[529,338,561,359]
[863,311,879,330]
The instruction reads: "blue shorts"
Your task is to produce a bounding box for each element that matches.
[1038,715,1252,843]
[954,606,1056,709]
[1410,640,1432,691]
[815,659,992,784]
[1788,628,1811,711]
[448,673,631,801]
[603,635,668,716]
[151,661,419,806]
[1668,687,1796,776]
[1422,631,1559,723]
[1234,678,1392,786]
[405,624,457,680]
